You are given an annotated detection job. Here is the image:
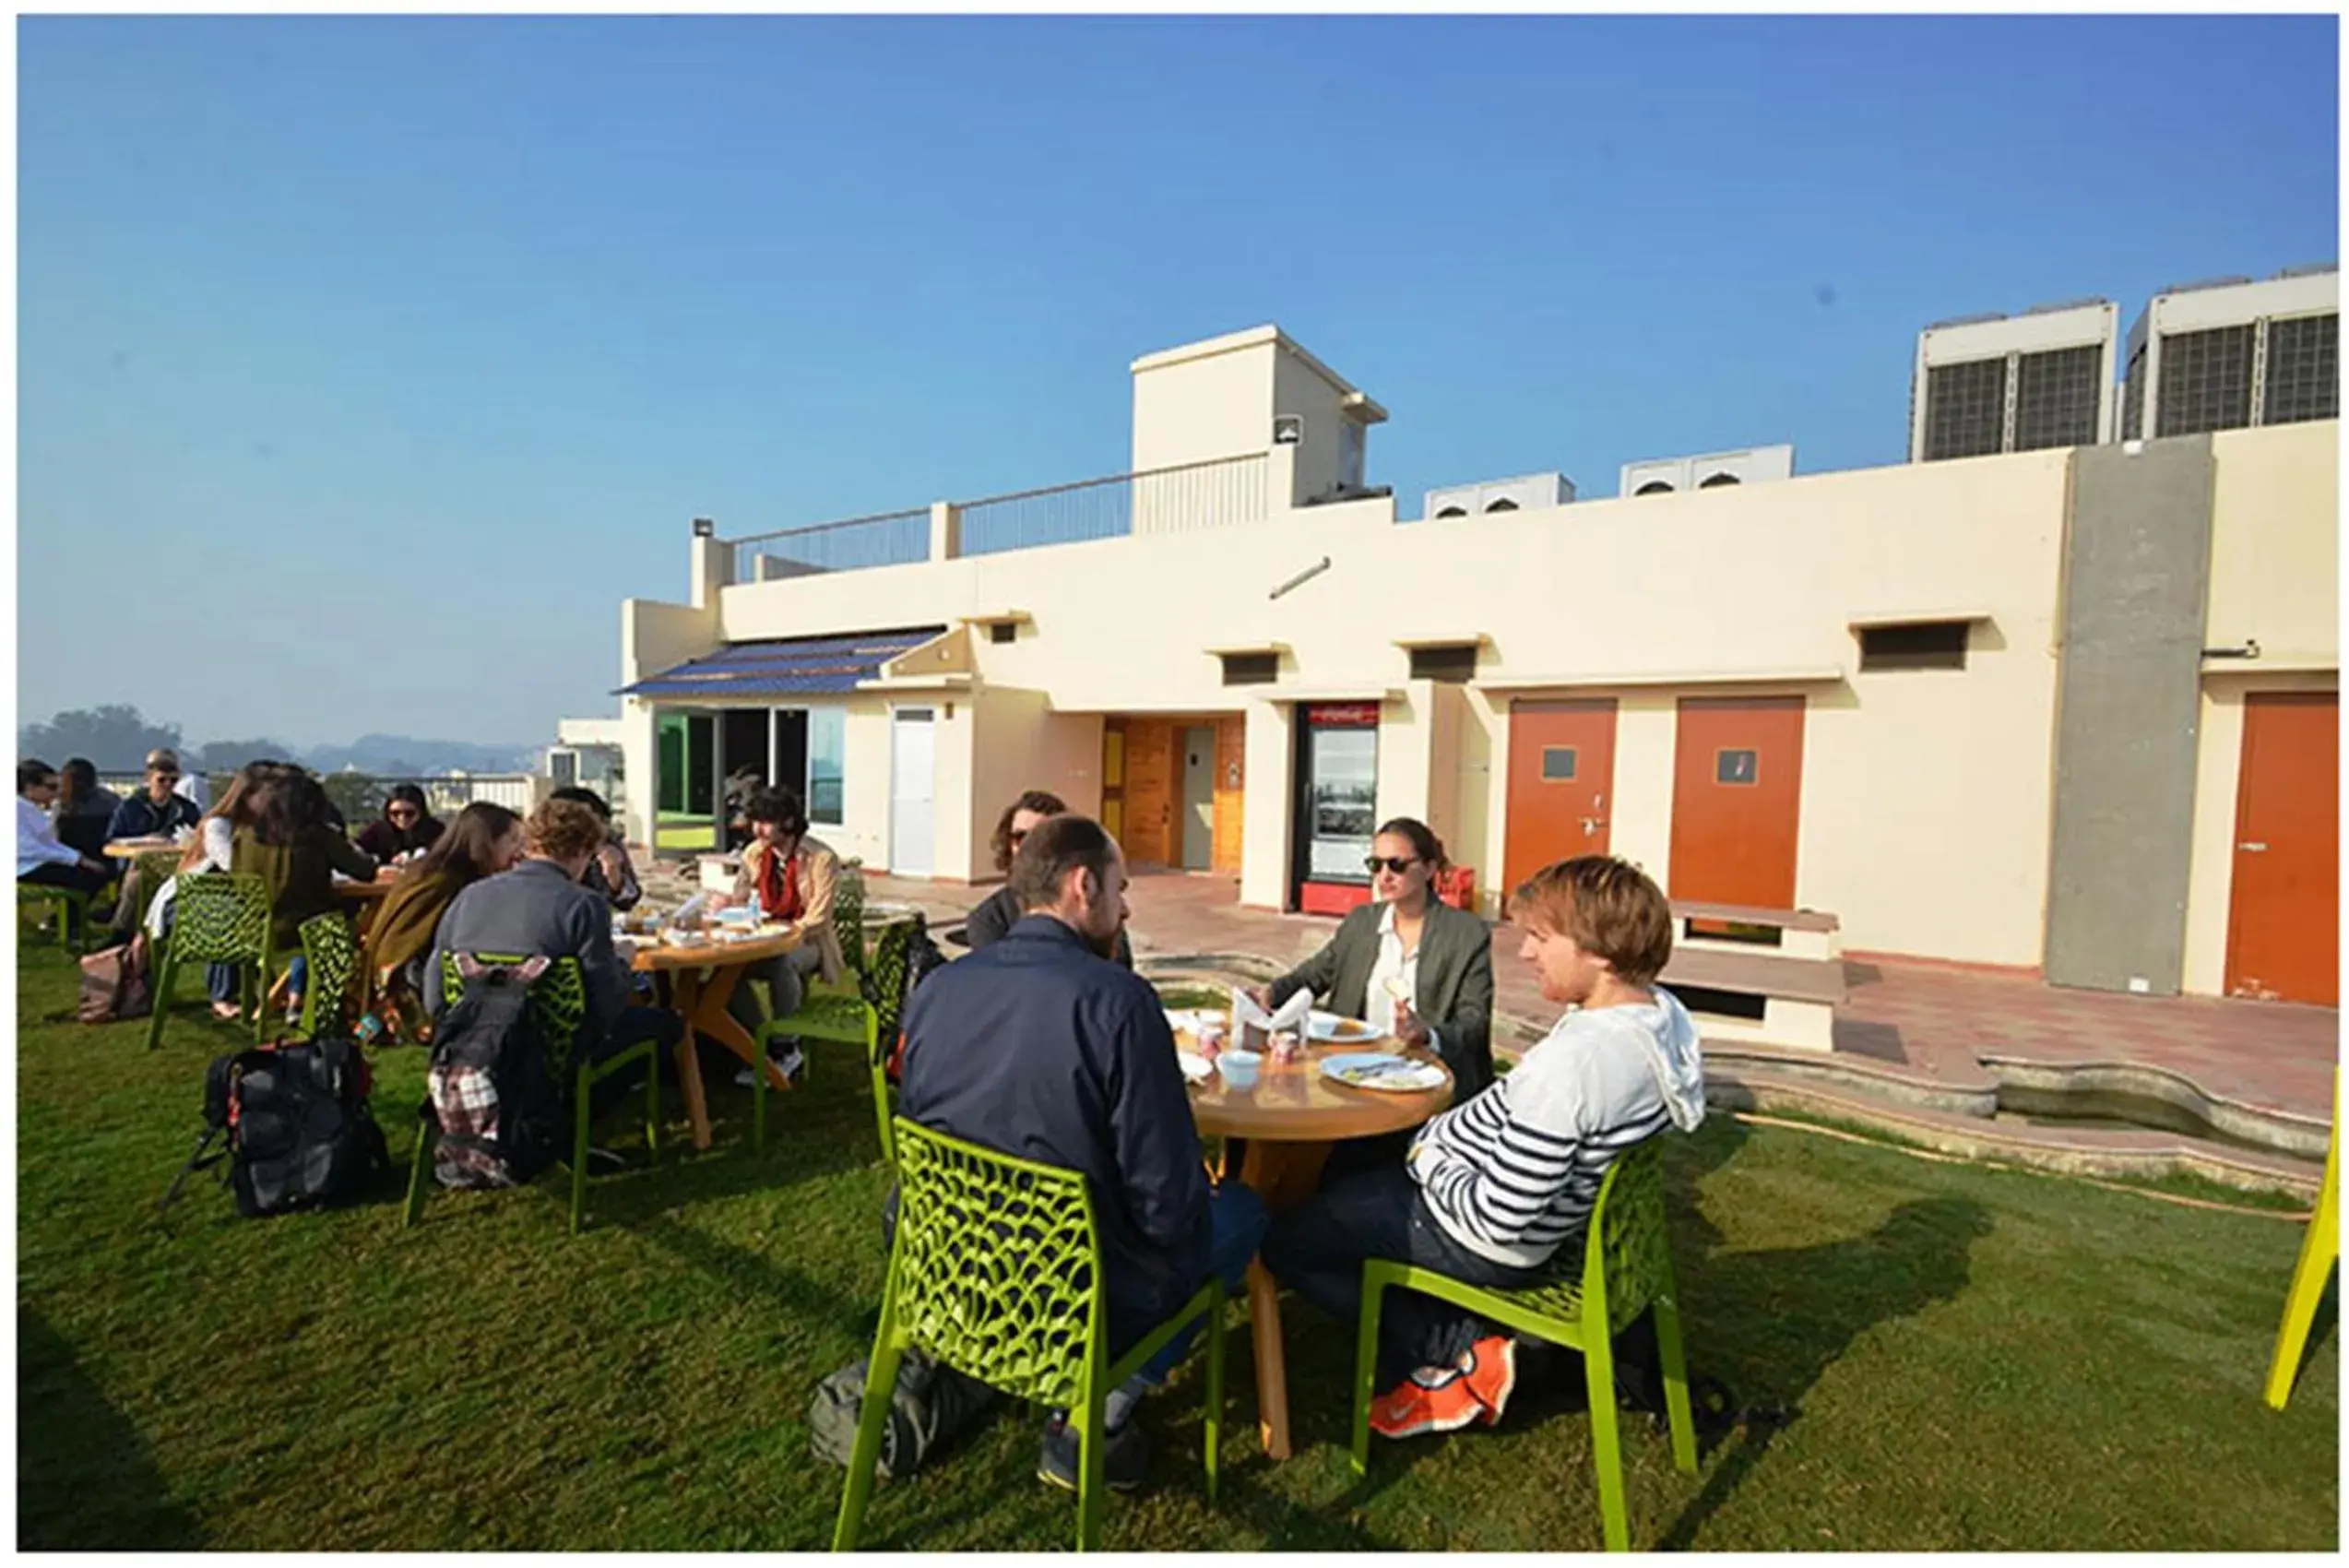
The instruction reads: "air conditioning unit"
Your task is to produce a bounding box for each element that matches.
[1619,444,1796,497]
[1422,472,1573,520]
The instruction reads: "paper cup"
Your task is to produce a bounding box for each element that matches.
[1218,1050,1262,1090]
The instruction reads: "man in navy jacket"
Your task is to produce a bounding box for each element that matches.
[896,814,1266,1493]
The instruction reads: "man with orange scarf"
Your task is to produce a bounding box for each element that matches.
[707,786,847,1086]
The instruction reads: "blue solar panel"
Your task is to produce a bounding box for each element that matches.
[616,624,945,698]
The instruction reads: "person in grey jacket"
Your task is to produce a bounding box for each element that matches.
[1252,816,1496,1103]
[428,797,681,1112]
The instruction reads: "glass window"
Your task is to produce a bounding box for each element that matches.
[1716,749,1759,786]
[1306,727,1379,881]
[808,708,847,825]
[1541,746,1578,781]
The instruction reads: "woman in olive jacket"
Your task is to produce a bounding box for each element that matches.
[1252,817,1496,1104]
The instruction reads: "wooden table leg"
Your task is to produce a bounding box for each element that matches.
[670,963,801,1151]
[1233,1139,1335,1462]
[672,971,714,1150]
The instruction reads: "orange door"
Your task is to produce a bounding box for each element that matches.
[1504,700,1617,897]
[1669,696,1806,909]
[2224,692,2339,1004]
[1212,716,1246,876]
[1100,721,1127,847]
[1122,719,1176,867]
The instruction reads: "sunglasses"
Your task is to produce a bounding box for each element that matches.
[1364,854,1421,875]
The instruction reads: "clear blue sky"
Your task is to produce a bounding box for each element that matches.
[18,14,2339,749]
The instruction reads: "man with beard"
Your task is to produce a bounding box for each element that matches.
[894,814,1266,1493]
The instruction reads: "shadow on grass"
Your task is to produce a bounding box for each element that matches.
[18,1308,206,1550]
[1653,1192,1993,1548]
[2272,1274,2340,1408]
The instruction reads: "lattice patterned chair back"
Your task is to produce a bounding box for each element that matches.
[136,848,184,900]
[171,873,270,963]
[862,914,921,1059]
[886,1119,1104,1408]
[437,952,588,1083]
[1583,1137,1676,1333]
[830,869,868,979]
[298,912,361,1036]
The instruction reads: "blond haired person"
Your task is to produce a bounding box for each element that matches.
[1263,854,1706,1442]
[427,798,683,1117]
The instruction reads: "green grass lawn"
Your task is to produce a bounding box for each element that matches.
[15,938,2338,1550]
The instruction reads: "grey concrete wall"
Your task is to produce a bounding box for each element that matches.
[2042,436,2216,995]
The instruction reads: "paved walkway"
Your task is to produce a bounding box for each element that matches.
[848,867,2337,1129]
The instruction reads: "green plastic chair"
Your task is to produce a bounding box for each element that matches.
[146,873,274,1050]
[1349,1139,1697,1552]
[18,884,94,955]
[405,952,663,1236]
[753,915,919,1162]
[833,1118,1228,1553]
[296,911,361,1038]
[830,869,869,981]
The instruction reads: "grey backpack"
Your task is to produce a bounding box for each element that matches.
[808,1349,998,1480]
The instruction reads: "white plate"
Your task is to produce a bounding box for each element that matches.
[1176,1051,1216,1084]
[1320,1052,1446,1093]
[1307,1011,1382,1044]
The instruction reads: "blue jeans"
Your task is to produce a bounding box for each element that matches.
[1263,1164,1545,1387]
[1128,1182,1269,1385]
[207,956,306,1005]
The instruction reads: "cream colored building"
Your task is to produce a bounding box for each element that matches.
[613,325,2339,1005]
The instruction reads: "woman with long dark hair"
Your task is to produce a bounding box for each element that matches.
[231,770,378,1021]
[355,784,445,864]
[360,800,524,1039]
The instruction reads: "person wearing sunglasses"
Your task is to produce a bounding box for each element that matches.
[962,789,1134,968]
[104,747,204,843]
[1248,816,1495,1116]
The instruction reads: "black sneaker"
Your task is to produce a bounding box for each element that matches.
[733,1044,806,1089]
[1036,1410,1149,1493]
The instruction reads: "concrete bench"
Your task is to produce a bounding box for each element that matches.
[1670,899,1842,961]
[1662,913,1846,1054]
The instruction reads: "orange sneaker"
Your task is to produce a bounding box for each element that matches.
[1460,1336,1519,1426]
[1368,1364,1485,1440]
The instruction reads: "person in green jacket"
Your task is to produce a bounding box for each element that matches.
[1251,817,1496,1183]
[231,769,378,1022]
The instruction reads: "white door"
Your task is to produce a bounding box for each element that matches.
[890,708,936,876]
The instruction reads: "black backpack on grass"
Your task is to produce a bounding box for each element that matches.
[160,1037,390,1220]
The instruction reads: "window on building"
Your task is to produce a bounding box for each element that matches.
[1715,749,1759,786]
[988,621,1018,644]
[1541,746,1578,781]
[1922,358,2008,460]
[1858,620,1972,671]
[808,708,846,825]
[1407,644,1478,683]
[1221,651,1278,686]
[2263,313,2339,426]
[2155,325,2255,436]
[1339,420,1366,490]
[550,750,578,788]
[2011,344,2104,452]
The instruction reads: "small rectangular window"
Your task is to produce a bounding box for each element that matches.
[807,708,847,825]
[1221,652,1278,686]
[1716,749,1759,786]
[1540,746,1578,781]
[988,621,1017,645]
[1859,621,1970,672]
[1407,644,1478,683]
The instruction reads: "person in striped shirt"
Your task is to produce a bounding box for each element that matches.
[1263,854,1705,1439]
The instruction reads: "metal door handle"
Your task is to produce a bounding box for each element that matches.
[1582,817,1602,836]
[2239,841,2268,852]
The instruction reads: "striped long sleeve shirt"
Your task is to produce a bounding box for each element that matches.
[1407,992,1704,1271]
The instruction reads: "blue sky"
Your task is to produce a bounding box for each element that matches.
[18,13,2339,748]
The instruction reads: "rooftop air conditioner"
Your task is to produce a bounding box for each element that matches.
[1421,472,1573,520]
[1619,444,1795,497]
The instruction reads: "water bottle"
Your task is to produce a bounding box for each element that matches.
[747,890,764,926]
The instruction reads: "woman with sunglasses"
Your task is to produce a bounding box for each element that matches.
[1249,817,1495,1109]
[963,789,1133,968]
[355,784,445,865]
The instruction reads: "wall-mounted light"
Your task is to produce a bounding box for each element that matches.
[691,517,715,538]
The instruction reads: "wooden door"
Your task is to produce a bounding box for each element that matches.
[1122,719,1177,867]
[1504,699,1617,896]
[1212,716,1246,876]
[1100,721,1127,846]
[2224,692,2339,1004]
[1669,696,1806,909]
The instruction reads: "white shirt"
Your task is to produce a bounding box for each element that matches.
[18,795,85,875]
[175,771,210,812]
[144,817,232,938]
[1366,899,1440,1051]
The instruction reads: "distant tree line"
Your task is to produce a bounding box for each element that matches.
[16,705,299,773]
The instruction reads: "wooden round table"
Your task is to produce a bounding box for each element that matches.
[629,926,809,1151]
[103,837,181,859]
[1175,1017,1454,1463]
